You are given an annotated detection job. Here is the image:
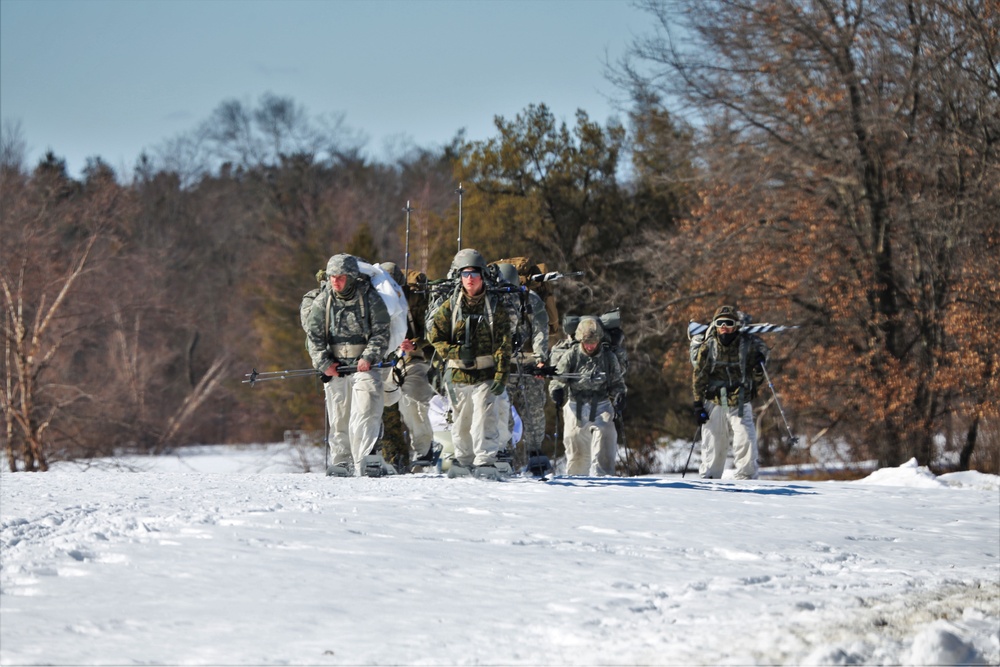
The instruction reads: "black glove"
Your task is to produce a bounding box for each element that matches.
[551,387,566,408]
[534,364,557,378]
[694,401,709,425]
[459,345,476,365]
[614,394,626,415]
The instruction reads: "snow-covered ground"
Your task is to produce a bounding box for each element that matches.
[2,445,998,666]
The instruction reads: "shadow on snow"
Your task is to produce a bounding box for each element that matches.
[544,476,818,496]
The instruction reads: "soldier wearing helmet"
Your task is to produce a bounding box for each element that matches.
[549,315,626,476]
[379,262,441,471]
[692,305,769,479]
[304,253,391,476]
[491,262,550,473]
[427,248,512,478]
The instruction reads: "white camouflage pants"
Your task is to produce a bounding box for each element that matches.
[397,360,437,459]
[324,370,384,474]
[450,381,500,467]
[699,401,758,479]
[494,388,512,450]
[562,398,617,476]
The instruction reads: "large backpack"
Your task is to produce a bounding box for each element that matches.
[552,309,627,373]
[299,263,408,355]
[496,256,561,345]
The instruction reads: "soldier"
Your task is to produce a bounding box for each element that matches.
[305,253,391,477]
[549,316,626,476]
[692,305,769,480]
[493,262,550,473]
[427,248,512,479]
[379,262,441,472]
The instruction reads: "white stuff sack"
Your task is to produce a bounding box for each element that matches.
[357,260,408,353]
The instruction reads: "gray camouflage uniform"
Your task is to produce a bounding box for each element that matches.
[502,288,549,456]
[550,317,626,476]
[305,254,391,474]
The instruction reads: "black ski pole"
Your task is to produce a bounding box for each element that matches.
[243,367,320,386]
[615,403,632,477]
[682,426,701,478]
[761,364,799,445]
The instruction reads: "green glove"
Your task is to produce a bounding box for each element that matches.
[488,377,506,396]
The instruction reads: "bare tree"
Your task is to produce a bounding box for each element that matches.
[1,235,97,471]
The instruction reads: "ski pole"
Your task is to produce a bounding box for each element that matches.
[614,399,632,477]
[455,182,464,252]
[760,364,799,445]
[402,200,414,275]
[244,361,398,387]
[323,382,330,471]
[682,426,700,478]
[243,367,320,386]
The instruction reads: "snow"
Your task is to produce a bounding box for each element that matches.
[2,445,998,666]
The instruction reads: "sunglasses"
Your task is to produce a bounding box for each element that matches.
[460,270,481,279]
[715,319,736,328]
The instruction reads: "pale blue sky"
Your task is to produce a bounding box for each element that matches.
[1,0,647,177]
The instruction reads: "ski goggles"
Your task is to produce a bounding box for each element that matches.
[460,270,481,279]
[714,318,737,328]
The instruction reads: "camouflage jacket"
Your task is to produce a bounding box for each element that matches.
[550,343,626,406]
[402,284,433,360]
[427,289,512,386]
[305,280,391,371]
[692,330,769,405]
[503,289,550,364]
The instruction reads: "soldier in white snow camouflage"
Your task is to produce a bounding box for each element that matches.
[549,316,626,476]
[305,253,391,476]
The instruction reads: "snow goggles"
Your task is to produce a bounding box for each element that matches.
[714,318,737,328]
[460,270,481,278]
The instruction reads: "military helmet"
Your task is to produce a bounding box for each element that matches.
[575,316,604,343]
[450,248,488,274]
[495,262,519,286]
[713,305,741,329]
[379,261,405,286]
[326,253,360,278]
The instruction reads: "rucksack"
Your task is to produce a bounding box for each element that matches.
[496,256,561,344]
[299,263,408,355]
[552,309,627,373]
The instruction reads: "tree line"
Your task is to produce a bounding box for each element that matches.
[3,0,996,473]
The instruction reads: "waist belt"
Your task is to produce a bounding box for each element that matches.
[446,356,496,370]
[331,343,367,360]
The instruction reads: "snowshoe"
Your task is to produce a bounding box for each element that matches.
[326,462,354,477]
[409,441,443,473]
[446,458,472,478]
[472,465,501,481]
[526,451,552,478]
[361,453,396,477]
